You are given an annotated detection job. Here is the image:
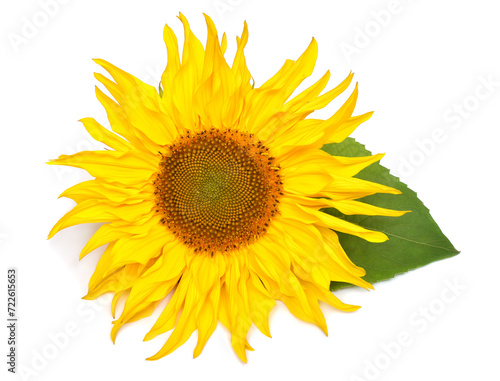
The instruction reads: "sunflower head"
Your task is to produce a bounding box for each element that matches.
[49,13,407,362]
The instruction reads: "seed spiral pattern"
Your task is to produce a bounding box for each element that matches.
[153,128,283,254]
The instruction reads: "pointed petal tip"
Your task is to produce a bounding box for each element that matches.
[146,349,165,361]
[143,331,155,342]
[392,209,411,217]
[314,319,328,336]
[47,227,58,240]
[177,12,189,26]
[260,327,272,338]
[203,13,218,38]
[193,346,202,359]
[378,234,390,243]
[203,13,215,26]
[92,58,109,69]
[78,251,88,261]
[306,37,318,55]
[233,343,249,363]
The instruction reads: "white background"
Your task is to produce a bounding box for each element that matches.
[1,0,499,380]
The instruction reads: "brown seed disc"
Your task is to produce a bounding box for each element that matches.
[153,128,283,254]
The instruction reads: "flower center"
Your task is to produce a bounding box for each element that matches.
[154,128,283,254]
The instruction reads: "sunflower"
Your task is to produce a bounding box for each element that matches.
[48,14,407,362]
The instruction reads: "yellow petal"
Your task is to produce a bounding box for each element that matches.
[144,272,190,342]
[283,70,331,113]
[280,200,388,242]
[48,150,156,185]
[193,282,220,358]
[104,226,175,273]
[281,149,384,178]
[93,85,158,154]
[95,59,178,145]
[59,179,152,205]
[48,200,153,239]
[260,38,318,99]
[80,117,131,152]
[232,21,251,87]
[161,22,181,92]
[147,278,199,360]
[289,194,409,217]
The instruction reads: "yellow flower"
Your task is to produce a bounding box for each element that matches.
[48,14,407,362]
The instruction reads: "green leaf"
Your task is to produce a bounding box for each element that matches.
[321,138,459,290]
